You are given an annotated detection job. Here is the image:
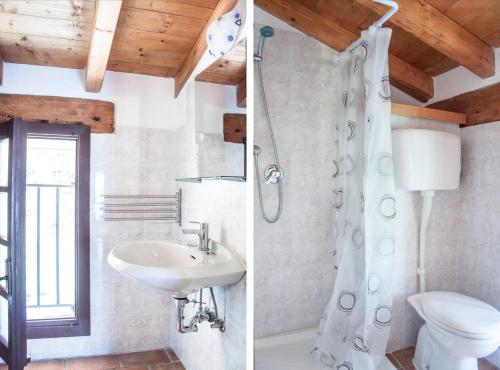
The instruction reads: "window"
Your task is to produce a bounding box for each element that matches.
[25,123,90,339]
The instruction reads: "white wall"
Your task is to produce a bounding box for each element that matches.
[428,47,500,105]
[195,82,245,134]
[0,63,186,359]
[0,63,246,368]
[0,63,187,130]
[388,116,460,352]
[253,23,337,338]
[170,80,247,370]
[251,12,463,358]
[457,122,500,367]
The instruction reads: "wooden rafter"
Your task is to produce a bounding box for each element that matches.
[0,94,115,133]
[223,113,246,144]
[428,82,500,126]
[85,0,123,92]
[255,0,434,102]
[237,77,246,108]
[392,103,465,125]
[196,39,246,85]
[174,0,238,97]
[0,52,3,86]
[354,0,495,78]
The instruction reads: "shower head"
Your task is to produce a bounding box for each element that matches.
[260,26,274,38]
[254,26,274,62]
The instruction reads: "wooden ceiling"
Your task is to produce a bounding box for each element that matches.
[256,0,500,102]
[0,0,241,95]
[196,39,247,107]
[196,40,246,86]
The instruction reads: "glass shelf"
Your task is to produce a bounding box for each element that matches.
[175,176,246,183]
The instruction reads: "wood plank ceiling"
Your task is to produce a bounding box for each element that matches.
[0,0,243,95]
[256,0,500,102]
[196,39,246,86]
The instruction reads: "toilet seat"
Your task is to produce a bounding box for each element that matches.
[421,292,500,340]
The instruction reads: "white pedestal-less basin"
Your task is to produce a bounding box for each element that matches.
[108,240,246,297]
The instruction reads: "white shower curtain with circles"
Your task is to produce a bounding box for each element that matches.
[313,27,396,370]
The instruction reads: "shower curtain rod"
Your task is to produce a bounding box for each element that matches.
[345,0,399,53]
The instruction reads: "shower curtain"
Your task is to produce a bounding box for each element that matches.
[314,27,396,370]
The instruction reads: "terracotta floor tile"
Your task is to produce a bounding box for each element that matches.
[165,348,179,362]
[151,362,186,370]
[391,347,416,370]
[66,355,120,370]
[386,353,403,369]
[118,350,170,366]
[25,359,65,370]
[479,359,500,370]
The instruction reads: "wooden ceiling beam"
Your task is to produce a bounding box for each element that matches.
[0,94,115,133]
[0,52,3,86]
[174,0,238,97]
[428,82,500,127]
[255,0,434,102]
[354,0,495,78]
[85,0,123,92]
[237,77,246,108]
[223,113,246,144]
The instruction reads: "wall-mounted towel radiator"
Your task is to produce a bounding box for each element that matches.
[100,189,182,225]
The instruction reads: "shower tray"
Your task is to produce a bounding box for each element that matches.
[255,328,397,370]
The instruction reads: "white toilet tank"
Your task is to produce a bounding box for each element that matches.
[392,129,461,191]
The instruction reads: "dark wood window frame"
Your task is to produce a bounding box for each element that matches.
[25,123,90,339]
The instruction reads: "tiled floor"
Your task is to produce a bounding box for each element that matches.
[387,347,499,370]
[0,349,184,370]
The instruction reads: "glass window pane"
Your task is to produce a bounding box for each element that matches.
[26,138,76,186]
[0,295,7,345]
[0,192,7,242]
[0,139,9,188]
[26,187,37,306]
[26,137,77,321]
[0,246,7,294]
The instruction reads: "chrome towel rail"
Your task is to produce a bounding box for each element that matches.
[101,189,182,225]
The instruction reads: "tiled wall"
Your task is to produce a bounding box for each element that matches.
[459,122,500,367]
[388,116,460,352]
[170,82,247,370]
[250,18,468,357]
[253,24,338,338]
[170,181,247,370]
[28,126,178,359]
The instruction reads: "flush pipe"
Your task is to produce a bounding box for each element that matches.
[418,190,435,293]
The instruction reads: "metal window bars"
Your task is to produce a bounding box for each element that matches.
[101,189,182,226]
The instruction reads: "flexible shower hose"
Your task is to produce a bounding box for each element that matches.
[254,59,283,223]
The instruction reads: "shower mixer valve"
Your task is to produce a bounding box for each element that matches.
[264,164,284,184]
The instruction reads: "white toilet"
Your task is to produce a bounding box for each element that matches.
[408,291,500,370]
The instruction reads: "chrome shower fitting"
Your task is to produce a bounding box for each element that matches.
[254,25,284,223]
[264,164,284,184]
[173,288,224,334]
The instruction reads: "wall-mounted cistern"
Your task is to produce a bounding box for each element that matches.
[393,129,500,370]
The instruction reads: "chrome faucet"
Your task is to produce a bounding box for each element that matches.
[182,222,210,253]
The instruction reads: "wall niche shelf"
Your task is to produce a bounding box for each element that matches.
[176,176,246,183]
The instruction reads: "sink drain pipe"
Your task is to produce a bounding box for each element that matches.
[173,287,225,334]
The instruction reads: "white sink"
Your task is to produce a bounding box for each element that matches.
[107,240,246,296]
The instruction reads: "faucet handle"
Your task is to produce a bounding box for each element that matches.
[189,221,209,229]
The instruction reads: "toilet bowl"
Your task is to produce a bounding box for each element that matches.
[408,291,500,370]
